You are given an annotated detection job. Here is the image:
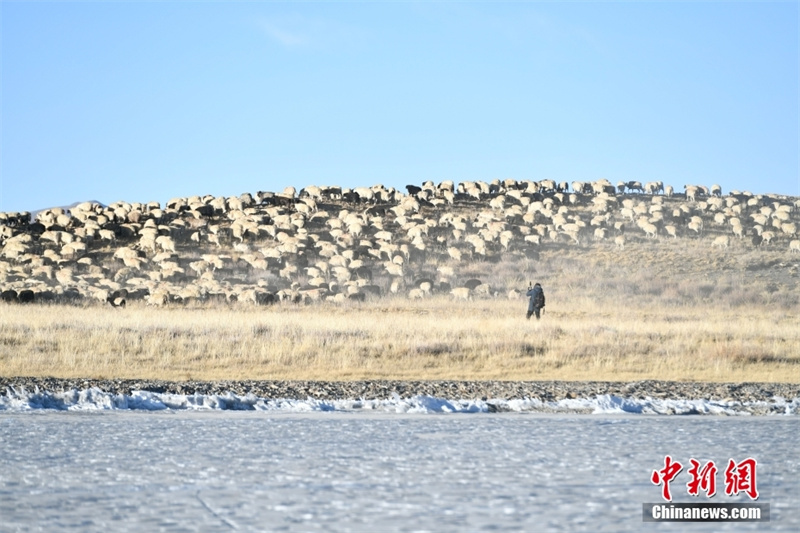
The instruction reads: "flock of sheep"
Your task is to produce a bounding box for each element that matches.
[1,179,798,306]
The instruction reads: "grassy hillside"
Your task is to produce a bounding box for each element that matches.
[1,180,798,382]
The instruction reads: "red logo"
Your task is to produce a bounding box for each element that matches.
[651,455,683,502]
[687,459,717,498]
[724,458,759,500]
[652,457,758,501]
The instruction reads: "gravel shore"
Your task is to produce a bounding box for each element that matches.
[1,377,798,403]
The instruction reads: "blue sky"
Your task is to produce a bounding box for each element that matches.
[1,1,798,212]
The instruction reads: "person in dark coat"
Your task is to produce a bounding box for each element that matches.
[526,282,545,320]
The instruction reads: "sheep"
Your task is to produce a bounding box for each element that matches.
[626,181,644,193]
[39,230,65,246]
[614,235,626,249]
[687,215,703,234]
[641,223,658,238]
[644,181,663,195]
[374,230,393,242]
[60,241,87,259]
[0,289,18,303]
[474,283,491,297]
[712,235,730,249]
[790,240,800,254]
[155,235,177,253]
[389,278,405,294]
[1,235,33,259]
[17,290,35,303]
[773,209,791,223]
[489,195,506,210]
[408,288,425,300]
[300,185,324,200]
[384,263,403,277]
[147,289,170,306]
[451,287,471,301]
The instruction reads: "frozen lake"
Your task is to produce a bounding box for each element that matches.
[0,412,797,532]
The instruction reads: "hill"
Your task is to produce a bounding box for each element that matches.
[0,179,798,382]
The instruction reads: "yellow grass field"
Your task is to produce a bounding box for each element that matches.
[2,293,798,383]
[2,185,799,385]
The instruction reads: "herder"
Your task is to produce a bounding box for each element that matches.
[526,282,545,320]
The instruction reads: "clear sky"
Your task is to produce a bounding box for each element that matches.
[1,1,798,213]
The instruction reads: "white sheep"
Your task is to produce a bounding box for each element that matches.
[451,287,471,301]
[408,288,425,300]
[712,235,729,249]
[155,235,176,253]
[641,223,658,238]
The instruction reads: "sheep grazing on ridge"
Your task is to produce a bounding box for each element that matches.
[626,181,644,193]
[2,175,797,311]
[789,240,800,253]
[644,181,664,195]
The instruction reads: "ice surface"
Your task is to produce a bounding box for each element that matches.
[0,411,797,532]
[1,386,798,415]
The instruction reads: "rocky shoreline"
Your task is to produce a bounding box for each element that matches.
[1,377,798,404]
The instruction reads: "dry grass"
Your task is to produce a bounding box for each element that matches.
[1,294,798,383]
[2,194,798,384]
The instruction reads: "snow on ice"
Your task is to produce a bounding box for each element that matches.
[0,386,797,415]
